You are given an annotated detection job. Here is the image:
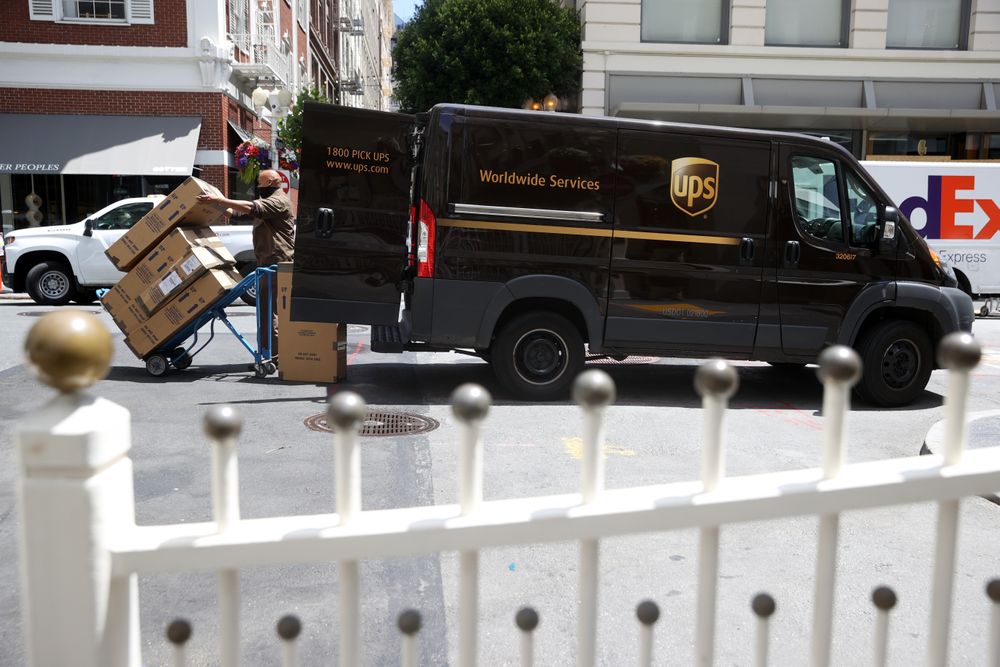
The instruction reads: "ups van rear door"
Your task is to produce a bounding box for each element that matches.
[291,102,415,325]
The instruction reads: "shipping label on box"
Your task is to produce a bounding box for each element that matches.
[106,177,228,271]
[136,245,235,315]
[126,268,241,357]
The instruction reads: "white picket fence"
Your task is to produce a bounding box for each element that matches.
[14,313,1000,666]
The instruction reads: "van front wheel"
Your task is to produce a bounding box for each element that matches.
[855,320,933,407]
[491,312,584,401]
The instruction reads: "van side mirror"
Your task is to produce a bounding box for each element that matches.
[878,205,899,256]
[83,219,93,237]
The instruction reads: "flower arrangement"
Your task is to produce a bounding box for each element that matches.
[234,139,270,185]
[278,146,300,173]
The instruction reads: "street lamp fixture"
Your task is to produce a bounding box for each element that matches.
[543,93,559,111]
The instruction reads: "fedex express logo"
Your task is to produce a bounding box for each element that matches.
[897,175,1000,241]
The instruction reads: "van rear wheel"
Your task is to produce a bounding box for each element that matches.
[855,320,933,407]
[491,312,584,401]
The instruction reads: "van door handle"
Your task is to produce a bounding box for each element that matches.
[784,240,800,268]
[316,208,335,239]
[740,237,755,265]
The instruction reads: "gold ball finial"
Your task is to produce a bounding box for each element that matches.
[24,311,113,392]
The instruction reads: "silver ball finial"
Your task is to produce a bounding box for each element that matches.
[636,600,660,626]
[515,606,539,632]
[752,593,776,618]
[397,609,422,635]
[572,369,616,408]
[986,579,1000,603]
[694,359,739,399]
[327,391,367,430]
[276,614,302,640]
[203,405,243,440]
[816,346,862,386]
[872,586,897,611]
[937,332,981,371]
[166,619,192,645]
[451,383,491,422]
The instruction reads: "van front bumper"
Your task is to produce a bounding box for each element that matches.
[942,286,974,332]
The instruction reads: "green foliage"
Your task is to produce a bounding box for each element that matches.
[392,0,582,113]
[276,88,330,155]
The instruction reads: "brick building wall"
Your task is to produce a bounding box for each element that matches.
[0,0,188,47]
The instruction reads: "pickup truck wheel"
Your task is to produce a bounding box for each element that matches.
[26,261,75,305]
[238,262,258,306]
[491,312,584,401]
[855,320,933,407]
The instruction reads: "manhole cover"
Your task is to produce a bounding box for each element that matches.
[304,410,439,437]
[18,310,103,317]
[588,356,658,365]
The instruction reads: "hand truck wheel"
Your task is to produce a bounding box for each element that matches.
[264,361,277,375]
[172,347,192,370]
[145,354,169,377]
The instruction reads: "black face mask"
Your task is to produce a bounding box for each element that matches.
[256,185,279,198]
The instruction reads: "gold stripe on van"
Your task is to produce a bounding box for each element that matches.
[438,218,741,246]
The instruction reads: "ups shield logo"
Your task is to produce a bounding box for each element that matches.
[670,157,719,217]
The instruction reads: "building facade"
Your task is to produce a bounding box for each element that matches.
[0,0,391,236]
[576,0,1000,159]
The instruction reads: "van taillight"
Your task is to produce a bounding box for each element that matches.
[416,199,435,278]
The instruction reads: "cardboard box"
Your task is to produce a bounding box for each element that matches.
[137,244,235,315]
[106,177,228,271]
[278,322,348,383]
[101,284,148,334]
[125,268,241,358]
[275,263,348,383]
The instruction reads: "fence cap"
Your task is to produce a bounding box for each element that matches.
[751,593,776,618]
[816,345,862,385]
[25,311,112,393]
[573,369,616,408]
[872,586,897,611]
[636,600,660,626]
[276,614,302,640]
[695,358,738,399]
[166,619,192,645]
[451,383,491,422]
[937,332,981,371]
[327,391,367,429]
[515,606,539,631]
[204,405,243,440]
[987,579,1000,603]
[397,609,422,635]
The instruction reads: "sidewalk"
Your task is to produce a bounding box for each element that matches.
[0,288,30,300]
[923,409,1000,503]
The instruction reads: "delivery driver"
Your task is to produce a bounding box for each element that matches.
[197,169,294,364]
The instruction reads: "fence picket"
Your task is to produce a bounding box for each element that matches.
[277,614,302,667]
[167,619,191,667]
[329,392,367,667]
[573,371,615,667]
[871,586,896,667]
[987,580,1000,667]
[454,384,490,666]
[751,593,775,667]
[636,600,659,667]
[694,359,738,666]
[929,333,981,666]
[516,607,539,667]
[398,609,421,667]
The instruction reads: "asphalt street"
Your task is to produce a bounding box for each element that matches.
[1,297,999,665]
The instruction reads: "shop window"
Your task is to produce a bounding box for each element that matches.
[866,133,950,158]
[989,135,1000,160]
[765,0,848,47]
[29,0,154,23]
[642,0,728,44]
[887,0,970,50]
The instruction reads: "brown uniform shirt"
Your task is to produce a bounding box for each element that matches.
[249,190,296,265]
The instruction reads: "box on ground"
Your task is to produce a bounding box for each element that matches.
[125,268,241,358]
[106,177,227,271]
[276,262,347,383]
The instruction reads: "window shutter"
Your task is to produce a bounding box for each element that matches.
[129,0,154,24]
[28,0,58,20]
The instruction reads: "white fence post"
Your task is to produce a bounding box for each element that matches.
[929,332,981,666]
[751,593,775,667]
[16,311,138,666]
[573,370,616,667]
[636,600,660,667]
[693,359,738,667]
[811,345,861,667]
[871,586,896,667]
[398,609,421,667]
[987,580,1000,667]
[516,607,539,667]
[277,614,302,667]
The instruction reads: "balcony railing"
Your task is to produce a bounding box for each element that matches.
[230,31,292,87]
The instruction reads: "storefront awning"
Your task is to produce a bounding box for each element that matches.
[227,120,255,144]
[0,114,201,175]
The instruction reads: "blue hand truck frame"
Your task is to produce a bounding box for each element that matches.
[140,265,277,378]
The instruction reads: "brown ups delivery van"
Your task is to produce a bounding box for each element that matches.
[290,102,973,406]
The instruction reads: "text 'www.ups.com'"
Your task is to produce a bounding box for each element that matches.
[325,146,391,174]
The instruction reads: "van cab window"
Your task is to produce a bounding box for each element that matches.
[791,156,844,243]
[845,170,878,247]
[91,202,153,230]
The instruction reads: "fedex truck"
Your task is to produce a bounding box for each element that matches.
[863,161,1000,301]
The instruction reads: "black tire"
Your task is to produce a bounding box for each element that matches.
[145,354,169,377]
[72,288,99,304]
[855,320,933,407]
[171,348,192,370]
[25,260,75,305]
[237,262,258,306]
[491,311,584,401]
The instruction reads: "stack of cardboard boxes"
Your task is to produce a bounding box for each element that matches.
[101,177,242,358]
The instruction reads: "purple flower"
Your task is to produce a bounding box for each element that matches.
[238,157,248,168]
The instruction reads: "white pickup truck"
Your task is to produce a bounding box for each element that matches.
[2,195,257,305]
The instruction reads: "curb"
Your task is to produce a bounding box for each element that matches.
[922,409,1000,505]
[0,293,31,300]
